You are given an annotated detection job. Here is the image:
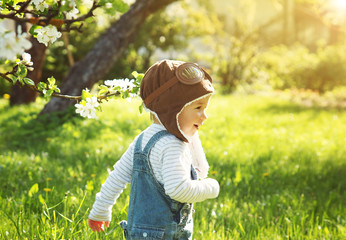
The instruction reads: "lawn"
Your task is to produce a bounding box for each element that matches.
[0,94,345,239]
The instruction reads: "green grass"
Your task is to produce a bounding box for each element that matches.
[0,94,345,239]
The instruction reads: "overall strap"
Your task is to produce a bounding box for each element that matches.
[142,130,171,155]
[134,132,144,154]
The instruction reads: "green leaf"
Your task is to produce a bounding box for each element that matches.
[54,87,61,93]
[6,1,14,7]
[47,76,56,86]
[59,1,71,12]
[24,78,35,86]
[132,86,140,94]
[37,82,47,91]
[131,71,139,78]
[132,71,144,82]
[139,103,143,114]
[80,99,86,106]
[81,89,92,100]
[100,0,130,15]
[113,0,130,13]
[16,64,27,78]
[98,85,109,96]
[45,89,53,98]
[123,90,129,99]
[29,25,41,37]
[18,77,24,86]
[28,183,39,197]
[10,76,18,84]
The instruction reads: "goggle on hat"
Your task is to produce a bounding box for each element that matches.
[140,60,214,142]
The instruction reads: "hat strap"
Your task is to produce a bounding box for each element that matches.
[144,76,178,106]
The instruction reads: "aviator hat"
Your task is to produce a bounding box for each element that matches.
[140,59,214,142]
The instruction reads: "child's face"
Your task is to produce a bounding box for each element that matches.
[177,95,211,138]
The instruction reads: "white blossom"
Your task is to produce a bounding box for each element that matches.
[75,103,88,118]
[75,103,97,119]
[63,0,79,19]
[86,96,99,108]
[66,7,79,20]
[82,0,93,8]
[0,31,18,61]
[21,53,34,66]
[0,26,32,61]
[126,93,138,102]
[62,0,76,8]
[75,97,99,119]
[31,0,48,12]
[35,25,62,46]
[104,78,136,91]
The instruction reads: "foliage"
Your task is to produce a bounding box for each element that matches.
[42,18,102,82]
[0,95,345,239]
[0,0,138,116]
[196,0,346,94]
[41,1,224,83]
[258,43,346,93]
[210,36,260,94]
[203,0,261,94]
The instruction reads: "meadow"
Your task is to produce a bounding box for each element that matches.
[0,94,345,239]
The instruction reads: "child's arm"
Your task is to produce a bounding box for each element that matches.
[88,141,135,225]
[161,140,219,203]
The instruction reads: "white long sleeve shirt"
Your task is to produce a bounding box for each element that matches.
[89,123,219,222]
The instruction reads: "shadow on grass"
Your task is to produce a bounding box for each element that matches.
[0,104,147,199]
[1,107,90,150]
[0,106,144,154]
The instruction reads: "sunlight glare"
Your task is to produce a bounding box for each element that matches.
[331,0,346,10]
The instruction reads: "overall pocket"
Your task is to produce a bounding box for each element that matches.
[129,225,165,240]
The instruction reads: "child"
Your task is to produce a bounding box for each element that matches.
[88,60,220,239]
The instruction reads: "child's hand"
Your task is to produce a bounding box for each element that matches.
[88,219,110,232]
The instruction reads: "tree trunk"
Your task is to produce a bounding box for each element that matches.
[10,29,47,105]
[40,0,178,115]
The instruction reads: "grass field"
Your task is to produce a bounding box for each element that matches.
[0,94,345,239]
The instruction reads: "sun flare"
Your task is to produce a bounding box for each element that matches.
[331,0,346,10]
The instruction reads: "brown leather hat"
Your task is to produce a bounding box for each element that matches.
[140,59,214,142]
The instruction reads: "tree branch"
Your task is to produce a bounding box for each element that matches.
[0,72,120,101]
[0,0,101,32]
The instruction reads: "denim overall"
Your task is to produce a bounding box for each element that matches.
[120,130,197,240]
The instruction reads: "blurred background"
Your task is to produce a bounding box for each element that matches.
[1,0,345,109]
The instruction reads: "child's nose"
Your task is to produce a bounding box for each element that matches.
[201,111,208,120]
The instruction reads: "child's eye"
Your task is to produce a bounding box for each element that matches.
[195,106,201,110]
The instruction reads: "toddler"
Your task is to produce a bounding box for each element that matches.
[88,60,220,239]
